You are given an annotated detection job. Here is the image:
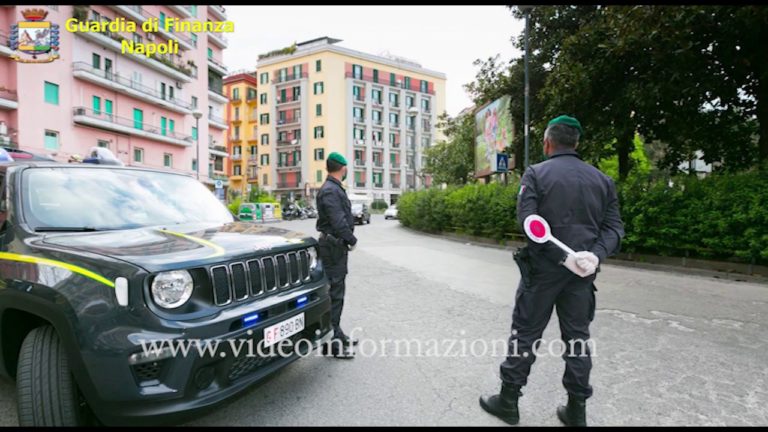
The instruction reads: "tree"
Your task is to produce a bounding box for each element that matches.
[423,113,475,185]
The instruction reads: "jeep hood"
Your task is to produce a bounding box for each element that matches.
[40,222,314,272]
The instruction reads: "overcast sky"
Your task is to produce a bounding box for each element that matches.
[223,5,524,117]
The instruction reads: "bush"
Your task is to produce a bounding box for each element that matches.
[371,199,389,210]
[399,172,768,264]
[227,196,242,216]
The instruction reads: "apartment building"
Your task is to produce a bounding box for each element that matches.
[223,70,259,197]
[255,37,446,205]
[0,5,229,190]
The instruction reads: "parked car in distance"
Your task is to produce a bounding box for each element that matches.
[384,205,398,220]
[352,202,371,225]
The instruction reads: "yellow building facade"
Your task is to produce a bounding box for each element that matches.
[255,37,446,205]
[223,72,260,198]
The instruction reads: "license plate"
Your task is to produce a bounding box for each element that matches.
[263,313,305,348]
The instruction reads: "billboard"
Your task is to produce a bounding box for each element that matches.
[474,95,513,177]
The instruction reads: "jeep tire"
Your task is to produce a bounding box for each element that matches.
[16,326,88,426]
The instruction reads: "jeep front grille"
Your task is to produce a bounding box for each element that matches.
[211,250,312,306]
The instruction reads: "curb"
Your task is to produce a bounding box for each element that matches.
[399,226,768,285]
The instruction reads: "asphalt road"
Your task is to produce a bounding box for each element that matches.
[1,214,766,426]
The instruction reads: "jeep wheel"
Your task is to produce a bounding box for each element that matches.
[17,326,90,426]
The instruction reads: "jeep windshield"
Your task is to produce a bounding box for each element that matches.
[21,167,234,231]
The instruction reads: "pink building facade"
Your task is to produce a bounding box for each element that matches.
[0,5,230,189]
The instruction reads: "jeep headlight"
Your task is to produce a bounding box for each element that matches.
[308,246,319,271]
[151,270,194,309]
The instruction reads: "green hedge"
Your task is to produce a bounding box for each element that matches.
[398,172,768,264]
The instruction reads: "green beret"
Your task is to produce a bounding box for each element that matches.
[327,152,347,166]
[548,115,583,135]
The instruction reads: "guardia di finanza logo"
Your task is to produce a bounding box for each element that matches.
[10,8,60,63]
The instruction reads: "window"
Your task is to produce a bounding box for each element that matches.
[390,73,396,86]
[133,108,143,129]
[314,126,324,139]
[234,107,240,120]
[164,153,172,168]
[207,47,213,59]
[191,96,198,109]
[169,119,175,133]
[373,110,382,122]
[134,147,144,163]
[263,174,268,185]
[261,134,269,145]
[234,165,242,176]
[406,95,414,108]
[316,170,322,182]
[190,5,197,16]
[389,133,397,145]
[372,89,382,104]
[278,131,287,142]
[353,107,364,119]
[316,104,322,116]
[44,81,59,105]
[421,80,429,93]
[192,159,197,171]
[390,112,399,125]
[389,92,399,106]
[314,148,325,160]
[159,11,166,28]
[260,113,269,125]
[293,64,302,78]
[352,64,363,79]
[44,130,59,150]
[92,96,101,114]
[292,86,300,99]
[160,116,167,136]
[260,72,268,84]
[191,33,197,47]
[314,82,324,95]
[232,88,240,100]
[92,53,101,69]
[353,85,362,100]
[422,98,430,112]
[133,33,142,44]
[404,76,411,90]
[104,99,113,118]
[261,154,270,165]
[98,140,109,148]
[192,126,198,141]
[234,126,240,138]
[260,93,267,104]
[316,59,322,72]
[250,145,257,156]
[373,69,379,83]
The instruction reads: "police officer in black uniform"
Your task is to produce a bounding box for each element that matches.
[316,152,358,359]
[479,116,625,426]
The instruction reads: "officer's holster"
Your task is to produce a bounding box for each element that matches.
[513,246,533,288]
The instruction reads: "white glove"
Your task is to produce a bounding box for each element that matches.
[574,251,599,274]
[347,243,356,252]
[562,253,596,278]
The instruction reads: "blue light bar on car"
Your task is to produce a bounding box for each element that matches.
[242,312,260,327]
[296,295,308,306]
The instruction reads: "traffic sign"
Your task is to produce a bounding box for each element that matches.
[214,179,223,189]
[496,153,509,172]
[523,214,576,255]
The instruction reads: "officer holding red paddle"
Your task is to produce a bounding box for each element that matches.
[479,115,625,427]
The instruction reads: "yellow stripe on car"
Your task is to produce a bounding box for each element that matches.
[157,229,226,258]
[0,252,115,288]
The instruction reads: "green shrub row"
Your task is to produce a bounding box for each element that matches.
[398,172,768,264]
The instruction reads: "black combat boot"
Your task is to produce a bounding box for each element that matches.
[479,383,522,425]
[321,337,355,359]
[556,393,587,427]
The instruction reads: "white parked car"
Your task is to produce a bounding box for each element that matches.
[384,205,398,220]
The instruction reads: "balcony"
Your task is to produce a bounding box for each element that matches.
[107,6,146,24]
[208,31,228,48]
[353,139,367,147]
[208,113,228,130]
[277,117,301,127]
[209,144,229,157]
[372,118,383,127]
[372,99,383,108]
[353,117,365,125]
[354,181,366,188]
[373,161,384,169]
[353,94,365,104]
[208,5,227,21]
[354,159,366,167]
[229,135,242,143]
[72,106,192,147]
[0,31,13,58]
[72,63,192,114]
[390,183,401,189]
[275,73,308,84]
[276,96,300,105]
[207,56,228,77]
[390,122,400,129]
[208,87,228,104]
[276,163,301,171]
[231,153,242,161]
[389,101,400,109]
[0,88,18,110]
[167,5,194,18]
[75,29,192,82]
[391,141,401,149]
[276,181,302,190]
[277,139,301,147]
[373,183,383,189]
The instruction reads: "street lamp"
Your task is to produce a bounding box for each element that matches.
[519,6,533,169]
[192,110,203,180]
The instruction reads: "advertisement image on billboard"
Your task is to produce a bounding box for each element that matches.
[474,95,513,177]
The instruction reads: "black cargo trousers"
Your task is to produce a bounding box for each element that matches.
[317,234,349,338]
[501,248,597,399]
